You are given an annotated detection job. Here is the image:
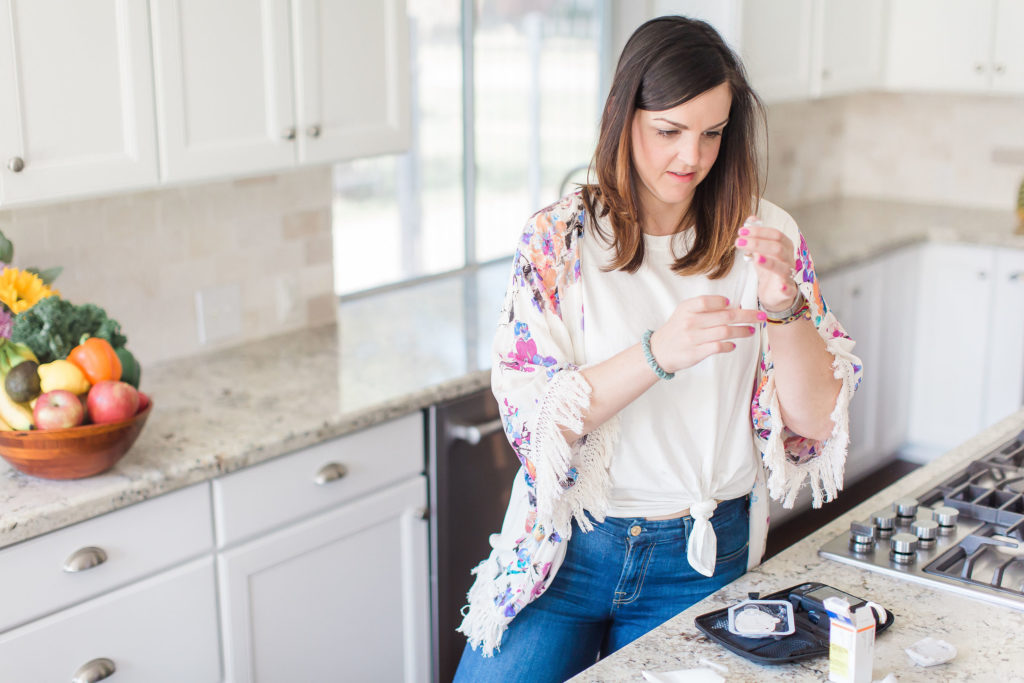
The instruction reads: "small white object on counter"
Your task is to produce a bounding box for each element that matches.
[904,637,957,667]
[641,668,725,683]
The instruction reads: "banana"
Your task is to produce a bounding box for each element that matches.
[0,413,12,431]
[0,385,33,430]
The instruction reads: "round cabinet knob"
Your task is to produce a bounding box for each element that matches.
[306,124,321,138]
[890,532,918,564]
[911,519,939,547]
[932,505,959,530]
[975,63,986,73]
[281,127,296,141]
[994,63,1006,74]
[873,509,896,535]
[7,156,24,173]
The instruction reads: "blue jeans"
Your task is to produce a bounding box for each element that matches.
[453,495,749,683]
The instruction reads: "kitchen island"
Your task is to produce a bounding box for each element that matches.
[569,409,1024,683]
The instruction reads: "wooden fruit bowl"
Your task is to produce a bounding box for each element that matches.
[0,401,153,480]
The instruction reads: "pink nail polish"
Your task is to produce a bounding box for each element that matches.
[757,255,766,264]
[724,298,730,306]
[756,311,767,321]
[781,284,788,292]
[748,326,756,334]
[738,228,749,236]
[736,238,747,247]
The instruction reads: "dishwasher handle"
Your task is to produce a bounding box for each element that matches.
[449,418,504,445]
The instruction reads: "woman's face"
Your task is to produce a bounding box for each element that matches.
[630,82,732,228]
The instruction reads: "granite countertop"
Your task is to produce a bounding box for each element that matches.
[569,409,1024,683]
[0,197,1021,551]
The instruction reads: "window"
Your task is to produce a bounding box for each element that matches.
[332,0,607,297]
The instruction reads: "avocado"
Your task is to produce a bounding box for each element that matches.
[5,360,41,403]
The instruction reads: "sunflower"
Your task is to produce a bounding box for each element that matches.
[0,267,60,314]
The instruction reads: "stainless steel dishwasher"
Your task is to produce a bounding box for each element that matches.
[427,387,520,683]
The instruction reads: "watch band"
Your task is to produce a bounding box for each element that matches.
[760,290,811,325]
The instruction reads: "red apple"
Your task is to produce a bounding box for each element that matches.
[87,381,140,424]
[137,391,151,414]
[33,390,86,430]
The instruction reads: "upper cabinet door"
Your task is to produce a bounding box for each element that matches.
[150,0,296,182]
[885,0,995,92]
[817,0,885,97]
[0,0,158,207]
[991,0,1024,93]
[291,0,411,164]
[740,0,816,103]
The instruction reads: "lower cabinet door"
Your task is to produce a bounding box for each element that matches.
[218,475,430,683]
[0,557,221,683]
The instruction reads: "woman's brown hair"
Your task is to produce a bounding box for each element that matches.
[582,16,765,278]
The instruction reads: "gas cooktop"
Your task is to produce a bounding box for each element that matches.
[819,430,1024,611]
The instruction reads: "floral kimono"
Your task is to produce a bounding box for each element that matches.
[458,190,862,655]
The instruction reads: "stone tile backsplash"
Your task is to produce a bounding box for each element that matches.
[0,167,335,366]
[765,92,1024,211]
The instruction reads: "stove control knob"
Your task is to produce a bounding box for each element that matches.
[849,520,876,551]
[890,532,918,564]
[911,519,939,547]
[932,505,959,528]
[873,509,896,534]
[894,497,919,518]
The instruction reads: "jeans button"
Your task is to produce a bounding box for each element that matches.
[629,525,642,537]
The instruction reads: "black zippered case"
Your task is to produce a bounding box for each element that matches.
[693,582,896,665]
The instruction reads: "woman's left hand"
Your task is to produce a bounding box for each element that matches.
[735,216,798,312]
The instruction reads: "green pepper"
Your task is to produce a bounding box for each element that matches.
[115,347,142,388]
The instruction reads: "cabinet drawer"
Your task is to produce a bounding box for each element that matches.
[0,557,221,683]
[0,483,212,632]
[212,411,424,547]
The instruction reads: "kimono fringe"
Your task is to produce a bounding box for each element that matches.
[532,370,619,537]
[456,556,508,657]
[763,334,859,509]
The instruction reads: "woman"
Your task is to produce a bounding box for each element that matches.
[455,16,861,682]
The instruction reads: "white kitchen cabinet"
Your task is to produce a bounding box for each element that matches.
[740,0,816,102]
[218,474,430,683]
[0,0,159,207]
[983,247,1024,427]
[817,0,886,97]
[875,246,921,459]
[150,0,411,183]
[885,0,1024,94]
[0,558,221,683]
[149,0,296,182]
[738,0,885,102]
[906,244,1024,455]
[818,259,884,482]
[0,482,213,632]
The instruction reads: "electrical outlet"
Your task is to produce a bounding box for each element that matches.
[275,273,300,324]
[195,283,243,345]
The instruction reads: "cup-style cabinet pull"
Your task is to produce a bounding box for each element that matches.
[314,462,349,485]
[7,156,24,173]
[71,657,116,683]
[63,546,108,573]
[306,124,321,138]
[1009,271,1022,282]
[281,126,297,141]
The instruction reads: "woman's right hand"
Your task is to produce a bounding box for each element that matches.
[649,295,764,374]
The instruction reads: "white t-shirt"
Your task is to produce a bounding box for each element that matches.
[581,212,767,520]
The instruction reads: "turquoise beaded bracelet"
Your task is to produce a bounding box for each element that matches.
[641,329,675,380]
